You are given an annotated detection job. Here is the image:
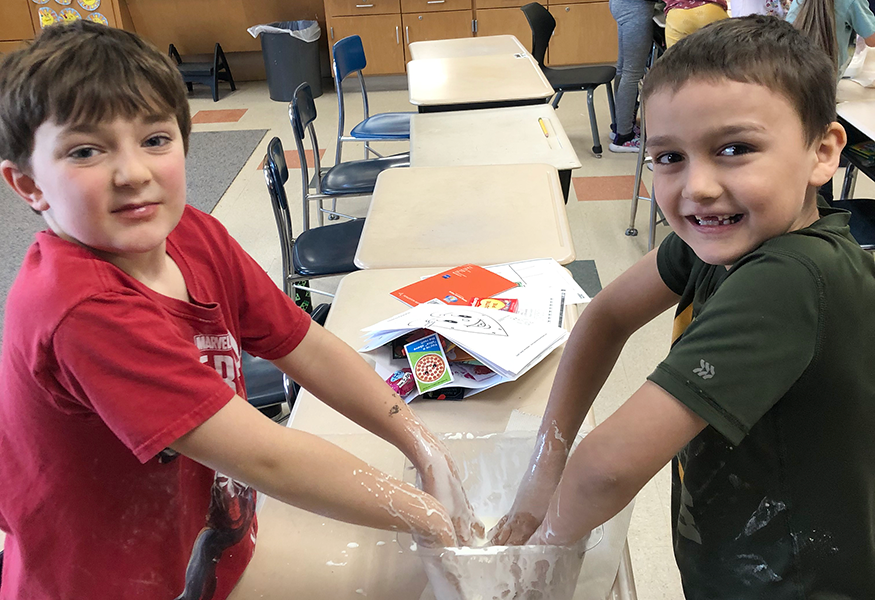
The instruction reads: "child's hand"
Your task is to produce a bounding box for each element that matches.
[489,429,569,545]
[418,445,485,546]
[412,499,460,548]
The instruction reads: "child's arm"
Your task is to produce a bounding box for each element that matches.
[266,323,483,543]
[171,394,458,546]
[491,250,682,545]
[528,381,706,545]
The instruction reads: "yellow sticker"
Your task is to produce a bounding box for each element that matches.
[59,8,82,22]
[55,0,73,5]
[78,0,100,9]
[86,11,108,24]
[38,7,58,28]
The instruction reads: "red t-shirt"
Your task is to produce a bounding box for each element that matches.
[0,206,310,599]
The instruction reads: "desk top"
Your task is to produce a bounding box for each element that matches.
[227,268,636,600]
[407,53,554,108]
[410,104,582,171]
[408,34,528,60]
[354,164,575,269]
[838,99,875,141]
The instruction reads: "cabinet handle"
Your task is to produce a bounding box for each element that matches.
[396,26,400,44]
[330,26,334,40]
[405,26,410,44]
[472,19,477,33]
[565,6,570,10]
[427,1,445,3]
[355,3,374,7]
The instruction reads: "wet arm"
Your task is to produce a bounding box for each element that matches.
[529,381,706,545]
[171,396,457,546]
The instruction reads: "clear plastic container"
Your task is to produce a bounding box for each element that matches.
[402,432,603,600]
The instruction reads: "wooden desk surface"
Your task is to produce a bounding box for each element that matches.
[354,164,575,269]
[228,268,636,600]
[407,53,553,108]
[410,104,582,171]
[408,34,528,61]
[838,100,875,142]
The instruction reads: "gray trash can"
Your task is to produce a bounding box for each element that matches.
[249,20,322,102]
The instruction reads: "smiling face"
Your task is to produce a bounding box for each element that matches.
[15,114,186,267]
[645,78,834,267]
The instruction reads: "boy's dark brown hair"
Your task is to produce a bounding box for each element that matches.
[642,15,836,146]
[0,20,191,171]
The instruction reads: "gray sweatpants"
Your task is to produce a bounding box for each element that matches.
[610,0,654,136]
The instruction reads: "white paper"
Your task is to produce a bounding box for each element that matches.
[485,258,590,304]
[361,304,568,379]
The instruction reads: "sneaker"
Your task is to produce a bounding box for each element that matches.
[609,135,641,153]
[609,124,641,142]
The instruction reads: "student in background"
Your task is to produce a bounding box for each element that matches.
[0,21,481,599]
[491,16,875,597]
[664,0,729,46]
[608,0,655,152]
[787,0,875,76]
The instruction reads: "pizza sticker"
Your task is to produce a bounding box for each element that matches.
[405,333,453,395]
[59,8,82,22]
[38,7,58,28]
[78,0,100,9]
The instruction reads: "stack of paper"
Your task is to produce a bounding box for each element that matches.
[360,304,569,401]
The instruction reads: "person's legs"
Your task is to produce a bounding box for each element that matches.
[610,0,653,137]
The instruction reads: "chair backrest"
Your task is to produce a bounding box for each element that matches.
[521,2,556,68]
[263,137,295,296]
[333,35,368,81]
[332,35,371,165]
[289,82,324,232]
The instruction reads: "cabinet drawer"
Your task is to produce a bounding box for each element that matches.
[402,0,472,13]
[326,0,401,17]
[548,0,604,5]
[475,0,526,9]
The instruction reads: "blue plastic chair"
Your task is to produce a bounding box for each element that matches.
[290,82,407,228]
[333,35,413,164]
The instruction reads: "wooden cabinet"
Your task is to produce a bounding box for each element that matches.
[326,0,400,17]
[329,14,406,74]
[402,10,473,48]
[474,6,531,52]
[546,2,617,65]
[1,0,35,42]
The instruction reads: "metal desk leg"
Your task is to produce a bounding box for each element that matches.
[840,163,858,200]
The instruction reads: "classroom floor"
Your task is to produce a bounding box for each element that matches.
[186,77,874,600]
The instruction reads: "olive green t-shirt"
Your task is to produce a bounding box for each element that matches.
[648,207,875,599]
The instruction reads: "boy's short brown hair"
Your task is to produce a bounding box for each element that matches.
[642,15,836,146]
[0,21,191,170]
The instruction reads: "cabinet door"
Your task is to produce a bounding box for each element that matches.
[548,3,617,65]
[474,7,532,53]
[329,14,406,75]
[1,0,35,41]
[402,10,473,49]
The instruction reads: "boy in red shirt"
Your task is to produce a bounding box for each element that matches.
[0,21,479,599]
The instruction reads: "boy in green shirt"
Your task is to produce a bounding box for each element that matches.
[491,16,875,598]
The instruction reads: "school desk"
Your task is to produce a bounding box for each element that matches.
[227,267,639,600]
[406,53,554,113]
[353,164,575,269]
[407,34,528,61]
[410,104,581,201]
[837,99,875,198]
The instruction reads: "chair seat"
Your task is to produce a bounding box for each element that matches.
[321,154,409,195]
[544,64,616,90]
[831,199,875,250]
[350,112,412,140]
[293,218,365,276]
[177,62,214,77]
[241,352,288,408]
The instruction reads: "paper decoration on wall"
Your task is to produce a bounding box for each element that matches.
[78,0,100,10]
[55,0,73,5]
[86,11,108,24]
[59,8,82,22]
[31,0,50,5]
[38,7,59,27]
